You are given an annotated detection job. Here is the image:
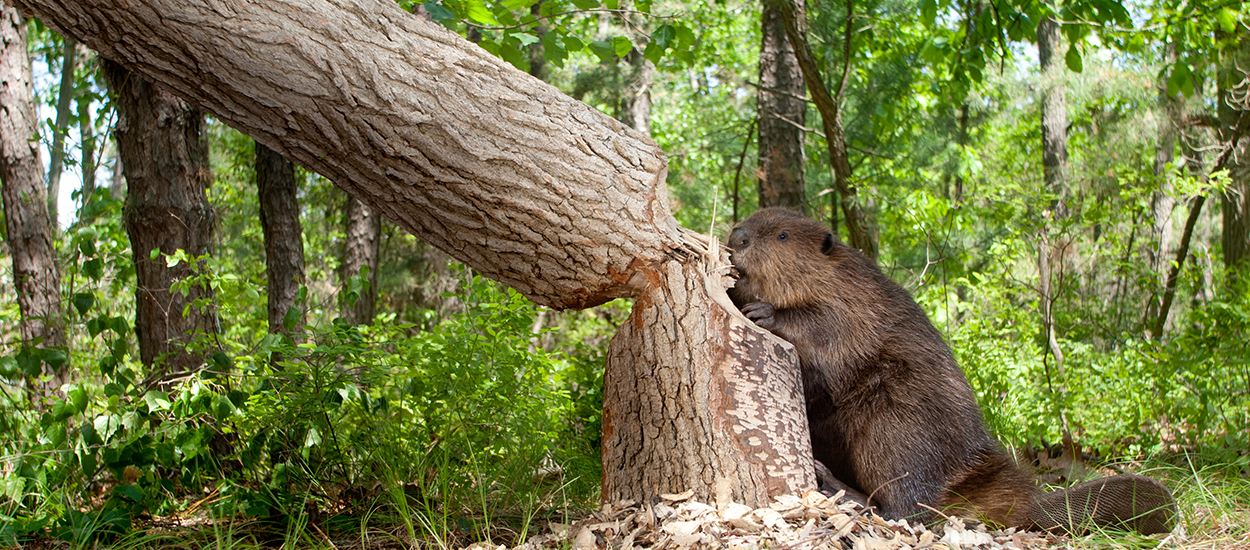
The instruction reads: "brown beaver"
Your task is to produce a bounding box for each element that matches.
[727,207,1176,535]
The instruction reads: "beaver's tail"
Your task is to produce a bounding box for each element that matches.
[1028,474,1178,535]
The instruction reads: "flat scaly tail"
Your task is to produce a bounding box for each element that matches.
[1028,474,1178,535]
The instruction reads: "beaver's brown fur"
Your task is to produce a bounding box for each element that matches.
[727,207,1175,534]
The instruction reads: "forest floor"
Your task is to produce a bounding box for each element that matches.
[16,487,1242,550]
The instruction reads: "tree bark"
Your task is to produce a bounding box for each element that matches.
[21,0,816,506]
[46,36,77,224]
[770,0,877,261]
[0,1,67,388]
[77,44,96,212]
[1035,13,1067,372]
[257,141,306,337]
[103,60,218,384]
[1036,15,1068,209]
[621,49,654,137]
[1219,33,1250,278]
[757,0,806,210]
[340,194,381,326]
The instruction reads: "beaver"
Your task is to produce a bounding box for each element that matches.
[727,207,1176,535]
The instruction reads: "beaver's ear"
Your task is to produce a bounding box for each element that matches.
[822,232,835,255]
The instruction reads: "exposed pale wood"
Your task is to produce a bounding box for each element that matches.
[602,240,814,505]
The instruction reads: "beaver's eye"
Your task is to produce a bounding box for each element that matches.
[777,232,788,242]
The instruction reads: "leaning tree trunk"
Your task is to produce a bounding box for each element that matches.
[1,1,67,391]
[257,142,306,338]
[757,0,806,210]
[340,194,382,326]
[103,61,218,385]
[17,0,817,505]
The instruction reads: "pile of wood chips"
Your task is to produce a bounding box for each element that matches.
[495,491,1058,550]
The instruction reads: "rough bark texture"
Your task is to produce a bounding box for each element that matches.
[1036,15,1068,206]
[15,0,683,310]
[256,141,306,336]
[1219,34,1250,277]
[103,60,218,382]
[602,242,815,505]
[1,2,67,383]
[757,0,806,210]
[341,194,381,326]
[770,0,877,261]
[22,0,816,506]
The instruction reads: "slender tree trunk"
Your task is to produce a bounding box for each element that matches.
[46,36,77,224]
[0,2,67,389]
[621,49,654,137]
[770,0,877,260]
[257,142,306,338]
[77,44,96,212]
[1037,15,1068,211]
[340,194,381,326]
[757,0,806,210]
[24,0,817,506]
[1219,34,1250,279]
[1036,13,1067,368]
[103,60,218,385]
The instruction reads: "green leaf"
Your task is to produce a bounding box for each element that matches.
[611,36,633,57]
[304,425,322,448]
[211,351,232,371]
[643,42,664,65]
[501,0,531,9]
[72,292,95,316]
[423,1,456,22]
[113,484,143,502]
[215,395,236,420]
[513,33,540,46]
[1216,8,1237,32]
[282,306,302,331]
[1167,62,1193,97]
[571,0,599,9]
[83,258,103,281]
[78,239,97,257]
[67,384,88,413]
[652,24,676,49]
[80,422,102,446]
[562,35,585,52]
[465,0,498,25]
[589,40,616,62]
[1064,45,1083,73]
[920,0,937,25]
[144,391,172,412]
[541,32,568,68]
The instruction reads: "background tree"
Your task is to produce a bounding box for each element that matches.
[103,61,218,384]
[756,0,806,209]
[0,1,67,392]
[340,195,382,326]
[256,142,306,338]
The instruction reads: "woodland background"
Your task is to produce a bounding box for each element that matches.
[0,0,1248,546]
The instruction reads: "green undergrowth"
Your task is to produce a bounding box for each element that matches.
[0,268,605,548]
